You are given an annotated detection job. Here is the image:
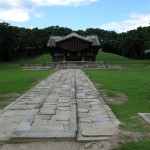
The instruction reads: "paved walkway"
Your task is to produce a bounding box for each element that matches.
[0,69,120,142]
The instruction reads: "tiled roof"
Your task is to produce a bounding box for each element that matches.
[47,33,100,47]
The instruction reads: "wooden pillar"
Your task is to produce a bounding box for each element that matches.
[63,51,66,62]
[82,51,85,61]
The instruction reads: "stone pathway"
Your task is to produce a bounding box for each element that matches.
[0,69,120,142]
[75,70,120,141]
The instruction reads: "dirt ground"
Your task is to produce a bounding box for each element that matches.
[0,129,146,150]
[0,140,116,150]
[94,83,128,105]
[101,90,128,105]
[0,93,21,109]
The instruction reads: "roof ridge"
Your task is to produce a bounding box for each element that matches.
[47,32,100,47]
[55,32,92,43]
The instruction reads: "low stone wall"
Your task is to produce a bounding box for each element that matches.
[23,61,108,70]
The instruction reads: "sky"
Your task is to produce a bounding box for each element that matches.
[0,0,150,33]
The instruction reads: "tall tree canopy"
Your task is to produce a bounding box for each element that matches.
[0,22,149,62]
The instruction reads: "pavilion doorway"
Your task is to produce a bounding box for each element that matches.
[66,52,82,61]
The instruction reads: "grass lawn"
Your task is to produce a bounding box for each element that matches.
[0,54,52,108]
[96,52,150,64]
[19,54,52,65]
[0,64,54,108]
[85,52,150,149]
[85,65,150,132]
[96,52,129,62]
[0,52,149,149]
[113,139,150,150]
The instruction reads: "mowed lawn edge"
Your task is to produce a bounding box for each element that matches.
[84,62,150,150]
[0,65,54,108]
[84,64,150,132]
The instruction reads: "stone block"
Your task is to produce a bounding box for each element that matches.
[16,109,39,131]
[39,109,56,115]
[57,107,70,111]
[78,108,89,113]
[57,103,70,107]
[80,117,91,123]
[56,111,70,121]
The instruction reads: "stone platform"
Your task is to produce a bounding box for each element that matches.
[23,61,108,70]
[0,69,120,142]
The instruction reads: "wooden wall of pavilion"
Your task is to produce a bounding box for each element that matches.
[49,37,100,62]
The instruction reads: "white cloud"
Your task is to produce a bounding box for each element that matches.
[0,0,97,22]
[34,12,45,18]
[32,0,98,6]
[0,8,29,22]
[0,0,35,22]
[100,13,150,33]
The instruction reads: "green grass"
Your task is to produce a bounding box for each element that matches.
[96,52,129,62]
[0,53,149,149]
[85,65,150,132]
[0,64,20,70]
[19,54,52,65]
[0,65,54,108]
[85,53,150,149]
[106,91,117,98]
[113,139,150,150]
[96,52,150,64]
[29,54,52,64]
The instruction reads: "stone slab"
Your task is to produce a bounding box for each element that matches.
[16,109,39,131]
[78,108,89,113]
[11,131,76,141]
[56,111,70,121]
[57,103,70,107]
[75,69,120,141]
[57,107,70,111]
[10,104,35,110]
[36,115,52,120]
[77,134,110,141]
[1,110,29,117]
[138,113,150,124]
[39,109,56,115]
[82,127,117,137]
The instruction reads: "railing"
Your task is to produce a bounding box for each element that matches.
[23,61,108,70]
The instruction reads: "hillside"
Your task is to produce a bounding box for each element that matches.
[18,52,149,64]
[96,52,129,62]
[19,54,52,64]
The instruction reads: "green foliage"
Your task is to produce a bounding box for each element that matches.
[115,27,147,59]
[0,23,72,62]
[0,22,150,62]
[113,139,150,150]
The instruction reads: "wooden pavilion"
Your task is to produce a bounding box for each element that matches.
[47,32,100,62]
